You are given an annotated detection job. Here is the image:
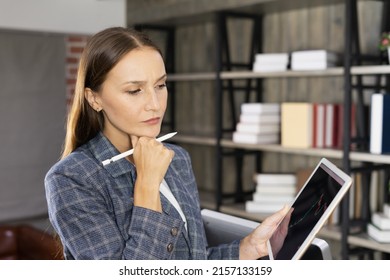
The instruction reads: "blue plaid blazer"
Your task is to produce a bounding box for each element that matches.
[45,132,240,260]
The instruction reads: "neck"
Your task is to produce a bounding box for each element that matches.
[102,129,132,154]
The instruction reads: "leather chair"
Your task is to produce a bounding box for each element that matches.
[0,225,63,260]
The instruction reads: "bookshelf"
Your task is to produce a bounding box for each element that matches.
[130,0,390,259]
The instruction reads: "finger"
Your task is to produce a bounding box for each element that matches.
[284,207,294,223]
[263,204,291,226]
[170,150,175,162]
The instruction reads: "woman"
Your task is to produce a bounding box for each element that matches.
[45,27,290,260]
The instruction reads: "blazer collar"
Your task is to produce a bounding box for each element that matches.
[87,132,134,178]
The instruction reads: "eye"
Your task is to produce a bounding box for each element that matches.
[156,83,167,90]
[126,89,142,95]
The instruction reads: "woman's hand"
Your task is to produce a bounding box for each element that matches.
[131,135,175,212]
[239,205,291,260]
[269,207,293,257]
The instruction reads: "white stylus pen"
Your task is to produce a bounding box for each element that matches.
[102,132,177,166]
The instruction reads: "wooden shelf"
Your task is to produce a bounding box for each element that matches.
[171,135,217,146]
[350,151,390,164]
[222,68,344,79]
[221,139,390,164]
[167,65,390,82]
[221,139,343,159]
[348,232,390,254]
[167,72,216,81]
[351,65,390,75]
[223,65,390,78]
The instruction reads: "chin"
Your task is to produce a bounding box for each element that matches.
[138,128,161,138]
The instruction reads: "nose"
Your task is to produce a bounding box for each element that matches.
[145,88,161,111]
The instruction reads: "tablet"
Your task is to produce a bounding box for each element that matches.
[267,157,352,260]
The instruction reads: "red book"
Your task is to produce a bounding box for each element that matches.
[332,104,340,148]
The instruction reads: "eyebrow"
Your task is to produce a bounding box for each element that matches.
[122,74,167,86]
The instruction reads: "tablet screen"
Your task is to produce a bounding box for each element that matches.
[268,159,350,260]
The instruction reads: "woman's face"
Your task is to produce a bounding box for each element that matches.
[94,47,167,150]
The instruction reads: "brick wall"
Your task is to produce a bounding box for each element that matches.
[65,35,89,111]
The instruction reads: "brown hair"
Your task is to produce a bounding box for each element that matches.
[61,27,162,158]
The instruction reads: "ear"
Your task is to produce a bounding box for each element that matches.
[84,88,102,112]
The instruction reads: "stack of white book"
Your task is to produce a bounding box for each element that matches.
[253,53,289,72]
[233,103,281,144]
[245,173,296,213]
[367,203,390,243]
[291,49,339,70]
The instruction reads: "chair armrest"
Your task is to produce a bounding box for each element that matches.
[17,225,63,260]
[0,226,18,260]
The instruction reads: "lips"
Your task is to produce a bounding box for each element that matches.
[143,117,160,125]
